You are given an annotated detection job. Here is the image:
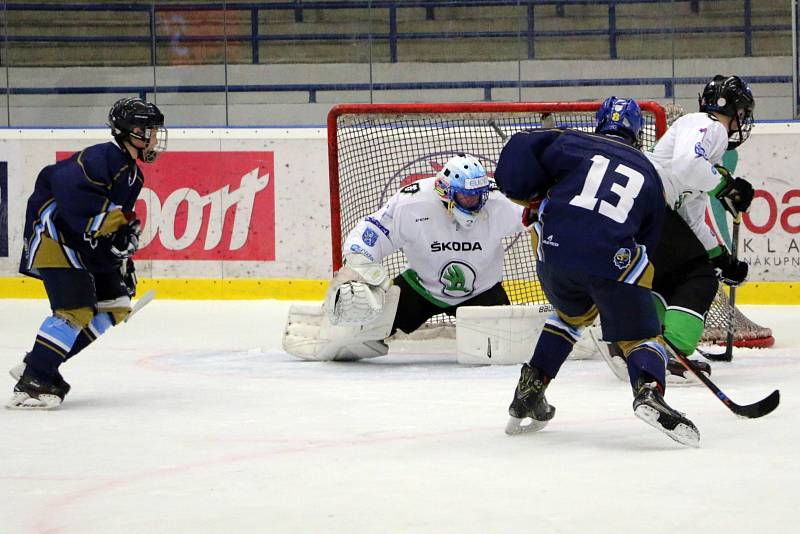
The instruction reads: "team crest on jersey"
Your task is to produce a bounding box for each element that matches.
[439,260,477,297]
[694,142,707,159]
[613,247,632,270]
[361,227,379,246]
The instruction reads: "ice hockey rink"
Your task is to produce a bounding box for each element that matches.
[1,298,798,534]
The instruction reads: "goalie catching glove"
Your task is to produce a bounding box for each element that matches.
[325,253,391,326]
[713,165,754,217]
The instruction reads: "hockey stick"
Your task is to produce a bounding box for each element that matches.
[705,214,742,363]
[488,114,556,143]
[666,339,779,419]
[124,289,156,323]
[487,119,508,141]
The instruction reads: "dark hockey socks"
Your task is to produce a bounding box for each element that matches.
[529,316,581,378]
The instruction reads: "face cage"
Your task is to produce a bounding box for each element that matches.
[727,111,753,149]
[451,188,489,215]
[129,126,168,163]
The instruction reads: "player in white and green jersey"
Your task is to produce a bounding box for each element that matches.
[336,154,527,336]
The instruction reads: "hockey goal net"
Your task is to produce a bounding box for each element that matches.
[327,102,773,348]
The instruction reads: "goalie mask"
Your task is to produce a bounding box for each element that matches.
[699,75,755,149]
[108,97,168,163]
[434,154,490,229]
[595,96,645,148]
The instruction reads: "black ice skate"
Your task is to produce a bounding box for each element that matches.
[505,364,555,435]
[632,379,700,448]
[9,359,70,394]
[6,374,71,410]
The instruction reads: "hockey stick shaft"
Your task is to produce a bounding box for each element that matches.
[124,289,156,323]
[487,119,508,141]
[665,339,779,419]
[723,215,742,359]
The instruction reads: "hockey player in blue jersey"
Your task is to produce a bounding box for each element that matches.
[494,97,700,447]
[7,97,167,410]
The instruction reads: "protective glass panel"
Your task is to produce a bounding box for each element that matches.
[4,0,156,126]
[227,0,372,126]
[153,0,227,126]
[371,1,526,105]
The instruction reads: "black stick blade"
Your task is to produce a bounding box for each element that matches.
[730,390,780,419]
[703,351,733,362]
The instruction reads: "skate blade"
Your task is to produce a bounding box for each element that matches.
[665,373,703,387]
[5,393,61,410]
[505,416,549,435]
[634,405,700,448]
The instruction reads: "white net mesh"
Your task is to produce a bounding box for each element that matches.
[330,102,772,348]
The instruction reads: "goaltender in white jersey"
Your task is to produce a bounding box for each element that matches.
[283,153,536,363]
[345,175,525,309]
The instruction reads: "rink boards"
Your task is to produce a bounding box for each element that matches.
[0,125,798,303]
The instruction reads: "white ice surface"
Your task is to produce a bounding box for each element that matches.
[1,299,798,534]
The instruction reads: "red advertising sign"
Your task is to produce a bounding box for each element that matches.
[58,151,276,261]
[138,152,275,260]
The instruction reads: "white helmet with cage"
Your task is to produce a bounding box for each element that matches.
[434,154,490,229]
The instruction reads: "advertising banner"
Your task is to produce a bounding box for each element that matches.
[737,126,800,280]
[138,152,275,261]
[55,150,276,261]
[739,185,800,275]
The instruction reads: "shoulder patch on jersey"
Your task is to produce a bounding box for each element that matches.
[361,227,379,247]
[613,248,632,270]
[694,142,708,159]
[400,183,420,194]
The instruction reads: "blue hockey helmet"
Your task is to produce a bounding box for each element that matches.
[434,154,490,229]
[595,97,645,148]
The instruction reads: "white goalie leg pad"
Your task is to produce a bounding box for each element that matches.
[283,286,400,361]
[455,304,552,365]
[588,325,629,382]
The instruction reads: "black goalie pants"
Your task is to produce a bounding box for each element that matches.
[390,275,511,335]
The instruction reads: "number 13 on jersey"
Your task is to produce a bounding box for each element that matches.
[569,155,645,224]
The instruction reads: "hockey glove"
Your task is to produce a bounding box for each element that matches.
[110,218,142,259]
[711,249,748,287]
[521,197,543,229]
[121,258,137,298]
[714,166,754,216]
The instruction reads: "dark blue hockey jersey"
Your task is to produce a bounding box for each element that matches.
[20,142,144,277]
[495,128,665,287]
